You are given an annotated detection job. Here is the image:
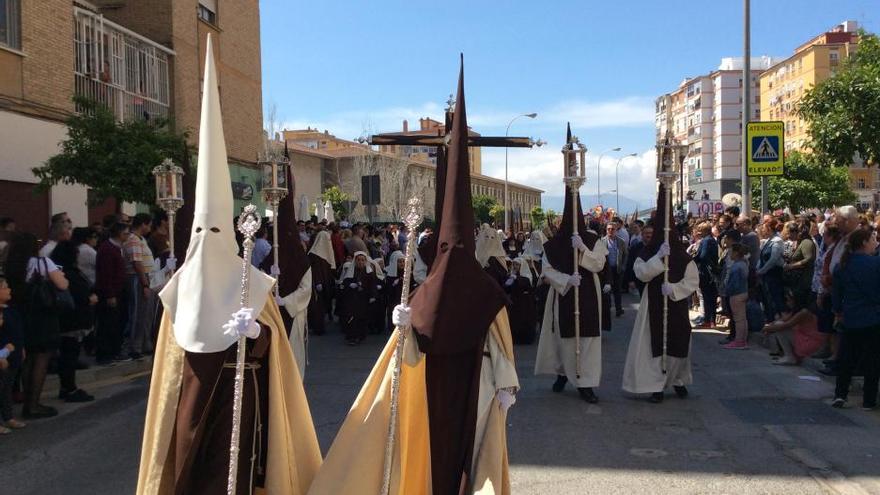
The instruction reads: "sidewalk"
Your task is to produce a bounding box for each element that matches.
[40,354,153,399]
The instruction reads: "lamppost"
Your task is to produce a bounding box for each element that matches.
[504,112,537,233]
[152,158,184,268]
[596,147,621,207]
[259,155,289,298]
[615,152,638,214]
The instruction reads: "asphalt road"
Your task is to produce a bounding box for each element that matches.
[2,292,879,494]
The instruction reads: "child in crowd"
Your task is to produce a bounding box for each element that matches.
[0,276,26,433]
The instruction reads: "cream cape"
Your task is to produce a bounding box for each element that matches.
[282,267,312,378]
[308,309,517,495]
[136,296,322,495]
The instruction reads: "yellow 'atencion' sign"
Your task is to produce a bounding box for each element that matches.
[747,121,784,176]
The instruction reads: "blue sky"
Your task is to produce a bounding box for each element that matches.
[260,0,878,212]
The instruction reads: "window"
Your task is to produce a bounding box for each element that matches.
[0,0,21,50]
[198,0,217,25]
[857,178,866,190]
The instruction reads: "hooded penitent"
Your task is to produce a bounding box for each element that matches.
[308,230,336,270]
[541,123,605,338]
[639,185,692,358]
[417,111,450,273]
[276,143,310,302]
[159,37,274,354]
[408,56,508,495]
[475,223,508,268]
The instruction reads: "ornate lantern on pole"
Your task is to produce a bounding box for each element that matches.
[259,155,289,295]
[654,131,684,373]
[562,133,587,378]
[152,158,185,266]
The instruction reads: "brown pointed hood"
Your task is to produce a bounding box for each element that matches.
[276,143,310,297]
[409,56,507,355]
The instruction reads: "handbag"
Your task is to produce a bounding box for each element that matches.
[28,258,75,313]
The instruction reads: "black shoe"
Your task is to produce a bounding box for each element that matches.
[649,392,665,403]
[112,354,133,363]
[345,339,357,346]
[22,404,58,419]
[818,367,838,377]
[822,358,838,367]
[75,360,90,370]
[674,386,689,399]
[718,336,734,345]
[63,389,94,403]
[616,309,624,317]
[128,352,143,361]
[95,358,113,366]
[769,351,782,357]
[552,375,568,393]
[578,387,599,404]
[831,397,846,408]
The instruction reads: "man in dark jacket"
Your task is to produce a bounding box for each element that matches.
[94,223,130,364]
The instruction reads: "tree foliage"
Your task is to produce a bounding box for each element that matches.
[529,206,546,229]
[472,194,498,225]
[750,151,856,212]
[321,185,350,217]
[798,32,880,167]
[544,208,559,226]
[33,97,189,206]
[489,204,505,225]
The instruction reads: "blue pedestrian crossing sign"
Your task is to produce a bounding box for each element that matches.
[747,122,784,176]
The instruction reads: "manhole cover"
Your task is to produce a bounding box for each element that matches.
[720,398,855,426]
[630,448,668,458]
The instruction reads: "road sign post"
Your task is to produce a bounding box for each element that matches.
[746,121,785,213]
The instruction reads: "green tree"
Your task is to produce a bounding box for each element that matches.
[797,32,880,167]
[544,208,559,226]
[489,204,505,225]
[529,205,546,229]
[33,97,189,206]
[321,185,350,216]
[472,194,498,224]
[750,151,856,212]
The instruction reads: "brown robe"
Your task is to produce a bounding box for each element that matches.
[175,328,271,495]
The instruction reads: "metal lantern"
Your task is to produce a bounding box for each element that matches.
[562,136,587,190]
[258,155,290,295]
[152,158,185,266]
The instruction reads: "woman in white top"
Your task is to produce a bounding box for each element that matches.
[73,227,98,286]
[5,232,69,418]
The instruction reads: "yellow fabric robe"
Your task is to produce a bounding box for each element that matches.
[136,296,322,495]
[307,308,516,495]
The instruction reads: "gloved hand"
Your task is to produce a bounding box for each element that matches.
[567,273,582,288]
[657,242,670,259]
[377,284,383,290]
[270,264,281,276]
[392,304,411,327]
[369,297,376,304]
[349,282,359,289]
[602,284,611,294]
[661,282,673,297]
[505,276,516,287]
[571,234,587,252]
[496,389,516,413]
[165,257,177,272]
[315,283,323,292]
[223,307,260,339]
[0,348,10,360]
[274,295,284,307]
[393,279,400,287]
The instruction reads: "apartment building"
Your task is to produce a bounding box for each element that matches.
[758,21,874,209]
[0,0,265,237]
[655,56,779,206]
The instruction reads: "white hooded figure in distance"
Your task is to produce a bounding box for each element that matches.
[136,35,320,495]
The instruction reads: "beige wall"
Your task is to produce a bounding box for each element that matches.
[0,110,88,225]
[290,151,324,215]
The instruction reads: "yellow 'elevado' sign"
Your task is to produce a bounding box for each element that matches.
[746,121,784,176]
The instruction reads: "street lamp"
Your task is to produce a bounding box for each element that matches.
[615,152,638,214]
[596,147,621,207]
[504,112,537,233]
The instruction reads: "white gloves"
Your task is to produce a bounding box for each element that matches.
[567,273,582,288]
[349,282,360,289]
[393,279,400,287]
[602,284,611,294]
[369,297,376,304]
[661,282,673,297]
[657,242,671,259]
[223,307,260,339]
[392,304,411,327]
[377,284,383,290]
[496,389,516,413]
[274,295,284,306]
[270,264,281,276]
[571,234,587,252]
[315,283,323,292]
[165,257,177,272]
[505,276,516,287]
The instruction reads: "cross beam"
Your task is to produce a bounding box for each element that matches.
[368,133,533,148]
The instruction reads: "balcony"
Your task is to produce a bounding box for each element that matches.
[73,7,172,122]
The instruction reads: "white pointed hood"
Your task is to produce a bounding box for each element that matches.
[315,201,325,221]
[298,195,310,222]
[159,35,274,353]
[323,200,335,223]
[475,223,507,268]
[308,230,336,269]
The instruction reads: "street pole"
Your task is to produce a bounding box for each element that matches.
[741,0,752,214]
[504,113,537,232]
[615,153,638,214]
[597,147,621,209]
